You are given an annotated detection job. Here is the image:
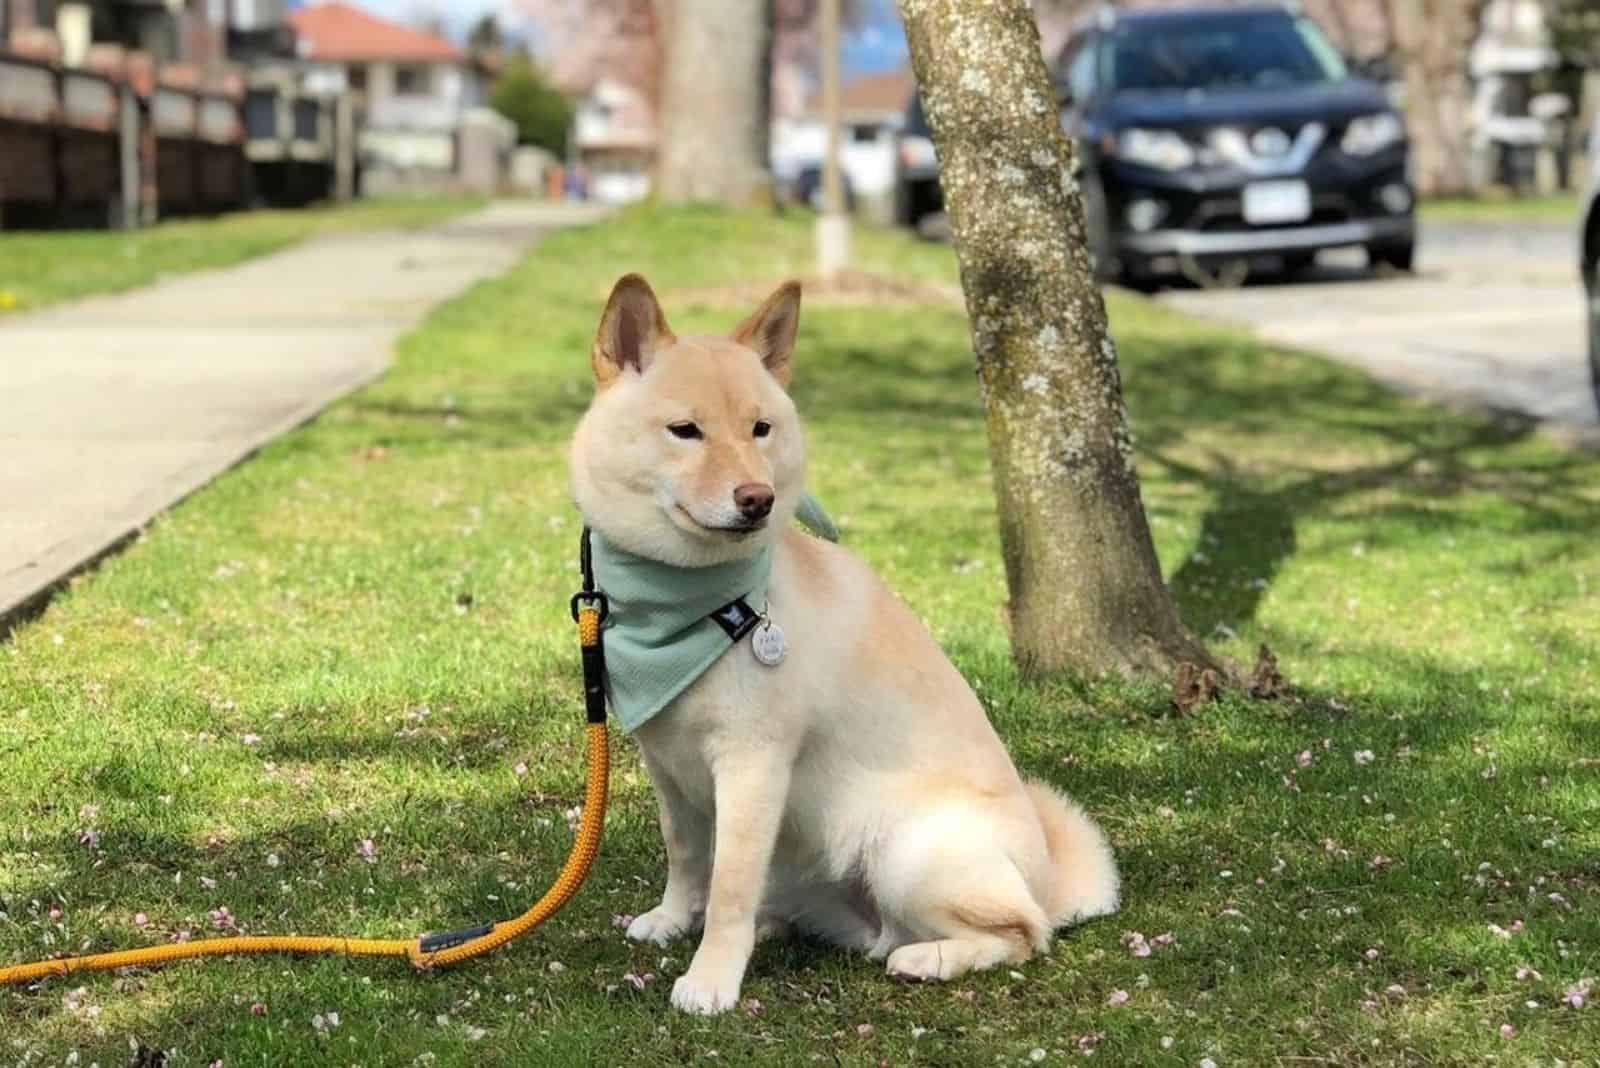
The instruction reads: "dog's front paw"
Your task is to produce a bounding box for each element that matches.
[626,906,692,946]
[670,970,741,1015]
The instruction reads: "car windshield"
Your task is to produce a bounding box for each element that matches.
[1103,13,1348,95]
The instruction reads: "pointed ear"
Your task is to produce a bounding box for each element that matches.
[593,273,675,386]
[731,280,801,386]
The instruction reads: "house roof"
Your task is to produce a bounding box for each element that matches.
[807,70,915,118]
[288,3,464,64]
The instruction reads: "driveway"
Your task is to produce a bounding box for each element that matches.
[1157,218,1598,443]
[0,200,608,631]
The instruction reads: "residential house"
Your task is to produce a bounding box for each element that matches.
[1,1,236,66]
[570,75,655,204]
[1470,0,1565,189]
[286,1,508,194]
[225,0,294,61]
[771,68,913,222]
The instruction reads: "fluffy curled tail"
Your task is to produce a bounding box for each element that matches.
[1023,779,1121,928]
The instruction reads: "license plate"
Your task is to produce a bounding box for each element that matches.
[1242,180,1311,225]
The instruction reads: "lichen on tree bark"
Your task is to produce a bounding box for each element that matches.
[898,0,1216,680]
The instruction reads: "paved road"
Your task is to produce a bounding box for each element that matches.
[0,200,607,630]
[1158,218,1599,443]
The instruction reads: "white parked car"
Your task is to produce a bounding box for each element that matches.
[1580,120,1600,412]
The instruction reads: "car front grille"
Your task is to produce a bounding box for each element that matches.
[1188,192,1354,233]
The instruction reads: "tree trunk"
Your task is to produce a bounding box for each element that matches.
[896,0,1216,680]
[1318,0,1357,55]
[1385,0,1486,197]
[656,0,773,205]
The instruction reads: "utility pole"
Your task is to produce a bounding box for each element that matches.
[816,0,849,278]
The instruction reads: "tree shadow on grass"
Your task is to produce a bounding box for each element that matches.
[1117,336,1600,636]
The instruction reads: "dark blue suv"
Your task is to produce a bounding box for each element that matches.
[895,2,1416,286]
[1061,3,1415,285]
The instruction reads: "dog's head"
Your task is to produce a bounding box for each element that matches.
[569,274,805,567]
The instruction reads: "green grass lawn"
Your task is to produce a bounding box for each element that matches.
[2,206,1597,1066]
[1422,191,1581,224]
[0,196,484,316]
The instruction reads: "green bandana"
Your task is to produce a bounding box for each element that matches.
[591,495,837,734]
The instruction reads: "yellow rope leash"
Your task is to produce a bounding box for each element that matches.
[0,603,611,989]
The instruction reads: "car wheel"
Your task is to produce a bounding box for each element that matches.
[915,212,952,242]
[901,179,939,232]
[1119,263,1162,293]
[1079,170,1117,283]
[1370,241,1415,274]
[1281,252,1315,276]
[1588,259,1600,415]
[892,176,912,227]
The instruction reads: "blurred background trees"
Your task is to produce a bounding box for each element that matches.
[490,54,576,155]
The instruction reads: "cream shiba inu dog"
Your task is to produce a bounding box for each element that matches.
[568,274,1120,1015]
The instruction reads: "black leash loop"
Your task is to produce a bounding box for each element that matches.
[570,527,610,623]
[572,527,609,725]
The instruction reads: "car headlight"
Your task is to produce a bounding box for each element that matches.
[1112,127,1196,171]
[1341,113,1405,156]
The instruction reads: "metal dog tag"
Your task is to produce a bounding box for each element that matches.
[751,619,787,667]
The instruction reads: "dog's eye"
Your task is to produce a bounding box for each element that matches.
[667,422,703,440]
[752,420,772,438]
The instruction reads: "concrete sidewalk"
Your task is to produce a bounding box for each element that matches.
[1159,219,1599,446]
[0,200,607,631]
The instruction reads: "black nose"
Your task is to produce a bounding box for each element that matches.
[734,483,775,521]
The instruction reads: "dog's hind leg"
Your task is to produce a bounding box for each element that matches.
[885,931,1030,981]
[627,752,711,947]
[871,812,1051,982]
[880,867,1047,981]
